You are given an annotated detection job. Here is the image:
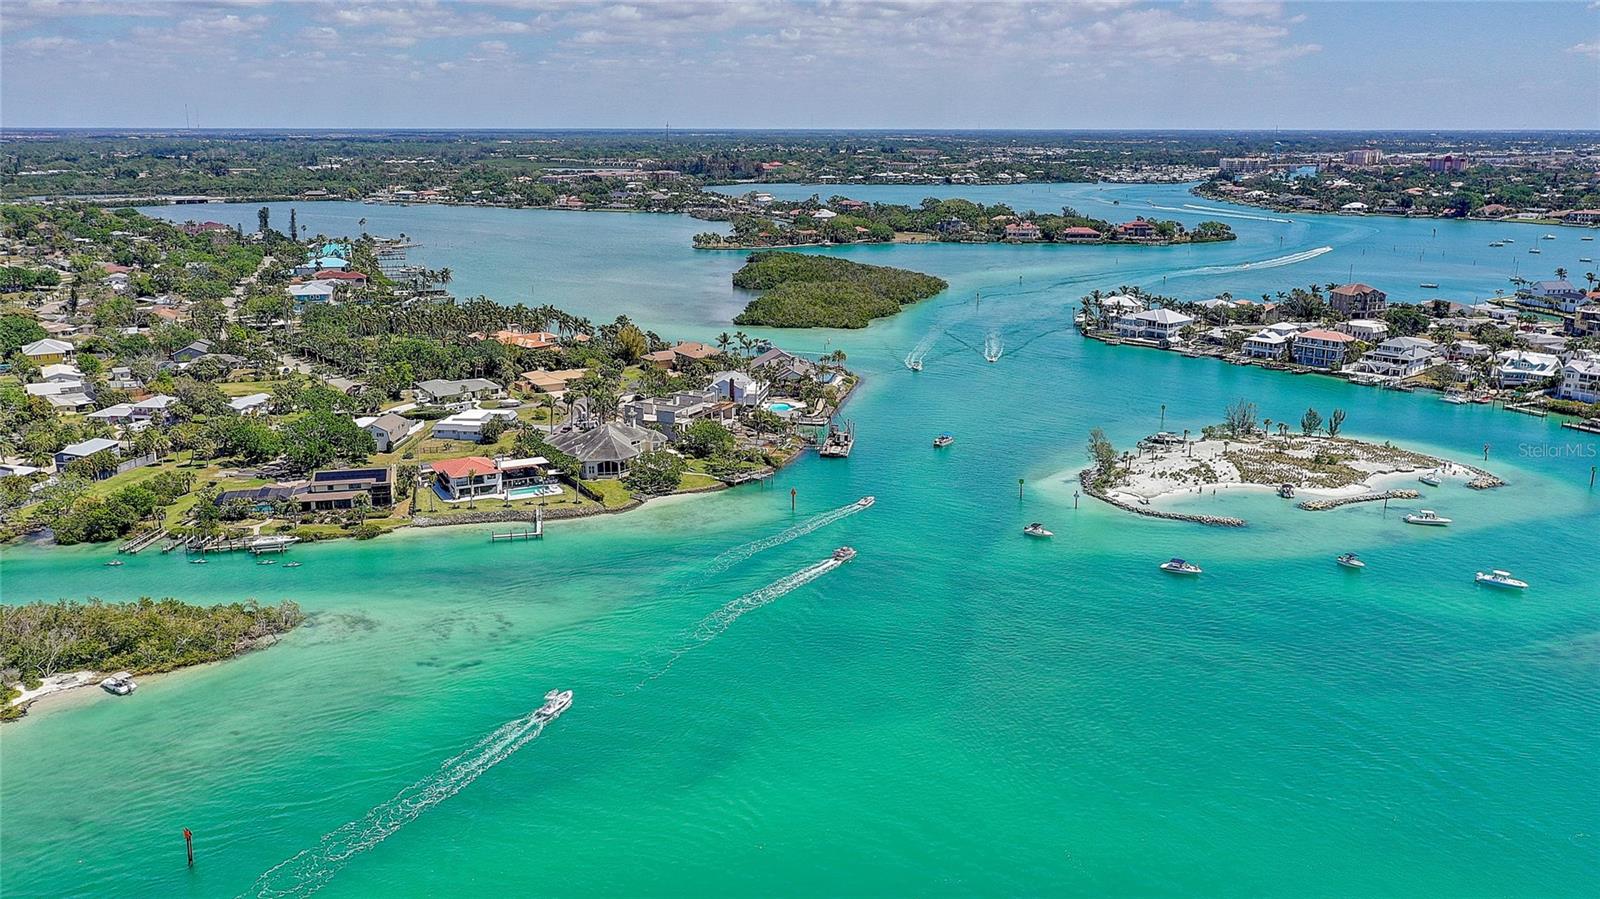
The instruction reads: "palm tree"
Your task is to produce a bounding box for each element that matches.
[716,332,731,355]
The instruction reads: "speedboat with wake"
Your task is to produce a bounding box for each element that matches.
[908,359,923,372]
[1160,558,1202,575]
[534,689,573,723]
[1404,510,1452,526]
[1336,552,1366,569]
[1475,569,1528,590]
[1022,523,1053,538]
[832,546,857,562]
[856,496,875,510]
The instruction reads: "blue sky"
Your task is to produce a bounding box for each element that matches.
[2,1,1596,129]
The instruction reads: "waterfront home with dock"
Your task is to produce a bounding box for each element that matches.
[1243,328,1293,360]
[624,389,736,436]
[549,421,662,479]
[1560,356,1600,403]
[1338,318,1390,343]
[1114,308,1195,342]
[1356,336,1439,378]
[295,466,395,511]
[430,456,502,501]
[1291,329,1358,369]
[1492,350,1561,387]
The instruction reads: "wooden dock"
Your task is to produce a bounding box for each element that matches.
[490,509,544,541]
[1561,419,1600,435]
[118,528,168,555]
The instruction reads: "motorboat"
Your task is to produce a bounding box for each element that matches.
[1022,523,1053,538]
[909,359,923,372]
[1541,233,1556,240]
[189,558,208,564]
[933,434,954,448]
[1581,258,1594,263]
[832,546,857,562]
[534,689,573,723]
[1404,510,1452,526]
[1335,553,1366,569]
[1160,558,1202,575]
[1488,241,1503,247]
[257,558,276,565]
[105,560,124,567]
[1528,247,1541,254]
[1277,484,1296,498]
[1419,471,1442,487]
[856,496,875,509]
[1475,569,1528,589]
[1420,283,1439,289]
[100,672,137,696]
[1583,236,1595,241]
[284,562,302,568]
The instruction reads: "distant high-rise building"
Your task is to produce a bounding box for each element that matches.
[1427,155,1469,173]
[1344,148,1383,165]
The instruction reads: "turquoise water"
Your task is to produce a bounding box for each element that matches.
[2,186,1596,896]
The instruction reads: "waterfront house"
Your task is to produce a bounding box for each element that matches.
[1329,283,1388,318]
[670,341,720,364]
[549,421,662,479]
[1569,305,1600,338]
[355,412,421,452]
[432,408,517,442]
[1058,227,1103,243]
[934,217,971,237]
[1291,329,1357,369]
[430,456,502,501]
[1114,308,1196,343]
[1559,357,1600,404]
[1338,319,1390,342]
[624,389,735,436]
[492,330,560,350]
[1357,336,1439,378]
[228,392,272,416]
[1116,220,1158,240]
[313,269,368,286]
[55,437,119,475]
[295,466,394,511]
[1521,281,1585,314]
[1004,222,1042,242]
[518,368,588,397]
[1448,340,1491,361]
[1491,350,1561,388]
[709,370,768,406]
[751,348,820,385]
[20,338,73,364]
[415,378,504,406]
[1242,329,1292,360]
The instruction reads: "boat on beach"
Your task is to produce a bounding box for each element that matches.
[1160,558,1202,575]
[1022,523,1053,538]
[534,689,573,723]
[1404,510,1452,526]
[100,672,137,696]
[1336,552,1366,569]
[1475,569,1528,590]
[1419,471,1442,487]
[933,434,954,448]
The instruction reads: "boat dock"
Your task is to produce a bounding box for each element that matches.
[1561,419,1600,435]
[1505,403,1549,418]
[819,420,855,458]
[490,509,544,541]
[118,528,168,555]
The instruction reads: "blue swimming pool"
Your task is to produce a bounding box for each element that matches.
[766,402,798,413]
[506,484,562,499]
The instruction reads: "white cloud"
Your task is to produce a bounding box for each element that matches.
[1569,40,1600,59]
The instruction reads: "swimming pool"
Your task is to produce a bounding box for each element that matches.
[507,484,562,499]
[766,402,798,413]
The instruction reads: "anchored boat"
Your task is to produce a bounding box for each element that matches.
[1160,558,1202,575]
[1475,569,1528,589]
[1336,552,1366,569]
[1022,523,1053,538]
[933,434,954,448]
[1404,510,1452,526]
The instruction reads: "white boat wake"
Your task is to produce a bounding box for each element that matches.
[641,556,844,686]
[245,705,558,898]
[1179,203,1293,224]
[705,500,868,574]
[983,332,1004,363]
[1170,245,1333,279]
[904,333,938,370]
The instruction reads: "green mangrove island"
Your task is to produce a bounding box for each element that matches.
[1,597,305,720]
[730,251,948,329]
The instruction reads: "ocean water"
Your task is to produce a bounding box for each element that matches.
[1,185,1596,897]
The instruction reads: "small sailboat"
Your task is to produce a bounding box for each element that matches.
[1441,392,1470,404]
[933,434,954,448]
[1475,569,1528,590]
[1335,552,1366,569]
[1160,558,1202,575]
[1403,510,1452,526]
[1419,471,1442,487]
[1022,523,1053,538]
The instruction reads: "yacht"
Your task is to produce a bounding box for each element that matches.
[933,434,954,448]
[832,546,857,562]
[1419,471,1442,487]
[1335,552,1366,569]
[533,689,573,723]
[1160,558,1202,575]
[100,672,137,696]
[856,496,875,509]
[105,560,124,567]
[1419,283,1439,289]
[1022,523,1053,538]
[1404,510,1452,526]
[1475,569,1528,590]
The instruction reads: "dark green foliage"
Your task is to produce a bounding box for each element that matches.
[624,449,685,495]
[731,251,947,329]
